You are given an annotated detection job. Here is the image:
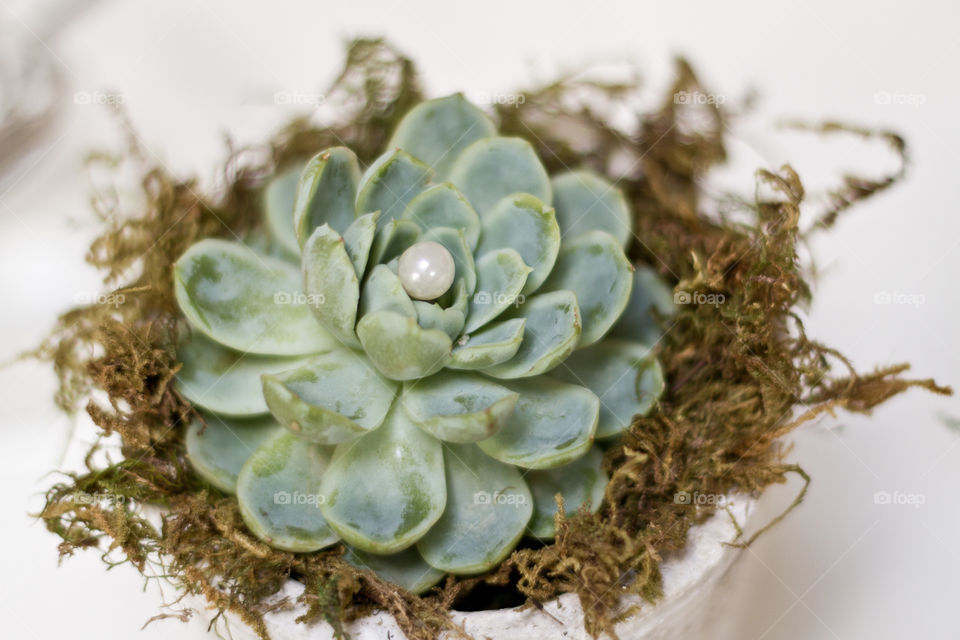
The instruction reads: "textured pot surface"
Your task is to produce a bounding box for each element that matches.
[204,495,752,640]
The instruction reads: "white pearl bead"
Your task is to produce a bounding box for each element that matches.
[398,241,456,301]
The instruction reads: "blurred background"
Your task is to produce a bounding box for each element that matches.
[0,0,957,638]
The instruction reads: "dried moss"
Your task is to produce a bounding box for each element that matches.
[35,38,950,640]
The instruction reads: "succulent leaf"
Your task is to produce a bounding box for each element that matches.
[449,318,525,370]
[402,183,481,249]
[551,340,664,438]
[369,218,422,266]
[388,93,497,179]
[551,170,632,248]
[356,310,452,380]
[174,239,335,355]
[319,406,446,553]
[302,225,361,348]
[525,445,607,538]
[263,163,304,258]
[401,371,518,443]
[416,443,532,573]
[344,545,445,594]
[185,414,284,493]
[360,264,417,318]
[176,333,313,416]
[609,265,676,345]
[475,193,560,294]
[543,230,633,347]
[262,350,398,445]
[414,300,465,341]
[465,248,530,333]
[477,376,598,469]
[342,211,380,279]
[294,147,361,243]
[448,137,551,216]
[236,431,339,552]
[484,290,581,379]
[356,149,432,230]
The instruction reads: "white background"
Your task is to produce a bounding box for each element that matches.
[0,1,957,638]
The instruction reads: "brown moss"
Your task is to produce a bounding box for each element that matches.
[35,38,950,640]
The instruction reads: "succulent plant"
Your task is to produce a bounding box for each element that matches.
[174,94,670,592]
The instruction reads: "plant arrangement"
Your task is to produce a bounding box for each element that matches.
[37,39,949,640]
[175,92,665,586]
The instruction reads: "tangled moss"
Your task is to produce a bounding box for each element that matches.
[36,38,950,639]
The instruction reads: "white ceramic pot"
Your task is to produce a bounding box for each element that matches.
[204,495,753,640]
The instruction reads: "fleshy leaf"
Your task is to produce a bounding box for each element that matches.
[422,226,476,295]
[236,431,338,552]
[176,333,312,416]
[388,94,497,179]
[609,265,676,345]
[551,340,664,438]
[484,290,580,379]
[344,545,444,595]
[293,147,361,244]
[319,406,446,553]
[262,350,398,444]
[263,163,304,258]
[416,444,532,574]
[174,239,335,355]
[465,248,530,332]
[414,300,465,341]
[526,445,608,538]
[450,318,525,370]
[401,371,518,443]
[551,170,632,248]
[448,136,551,215]
[478,376,598,469]
[356,310,452,381]
[342,211,380,279]
[185,414,284,493]
[543,230,633,347]
[302,225,361,348]
[369,218,421,266]
[402,183,481,249]
[356,149,432,230]
[475,194,560,294]
[360,264,417,318]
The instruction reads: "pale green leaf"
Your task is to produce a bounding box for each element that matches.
[174,239,335,355]
[319,406,446,553]
[262,350,398,444]
[401,371,518,443]
[236,431,339,552]
[543,230,633,347]
[356,310,452,381]
[478,376,598,469]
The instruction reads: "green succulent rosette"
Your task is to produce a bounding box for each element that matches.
[174,94,672,592]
